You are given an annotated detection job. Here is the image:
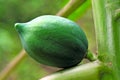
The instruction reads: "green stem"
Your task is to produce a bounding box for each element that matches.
[56,0,86,17]
[86,50,97,61]
[92,0,120,80]
[40,61,104,80]
[68,0,91,20]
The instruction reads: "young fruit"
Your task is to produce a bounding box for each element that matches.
[15,15,88,68]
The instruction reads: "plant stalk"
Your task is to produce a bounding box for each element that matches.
[40,61,104,80]
[92,0,120,80]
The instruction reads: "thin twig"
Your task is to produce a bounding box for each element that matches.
[0,49,27,80]
[56,0,86,17]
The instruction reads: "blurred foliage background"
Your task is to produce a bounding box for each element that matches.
[0,0,96,80]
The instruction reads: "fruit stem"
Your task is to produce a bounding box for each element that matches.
[86,50,97,61]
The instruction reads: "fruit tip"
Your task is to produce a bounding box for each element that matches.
[15,23,20,29]
[14,23,25,32]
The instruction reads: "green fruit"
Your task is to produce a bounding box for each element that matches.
[15,15,88,68]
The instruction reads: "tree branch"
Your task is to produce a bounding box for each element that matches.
[56,0,86,17]
[40,61,105,80]
[0,49,27,80]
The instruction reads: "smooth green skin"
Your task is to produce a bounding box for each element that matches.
[15,15,88,68]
